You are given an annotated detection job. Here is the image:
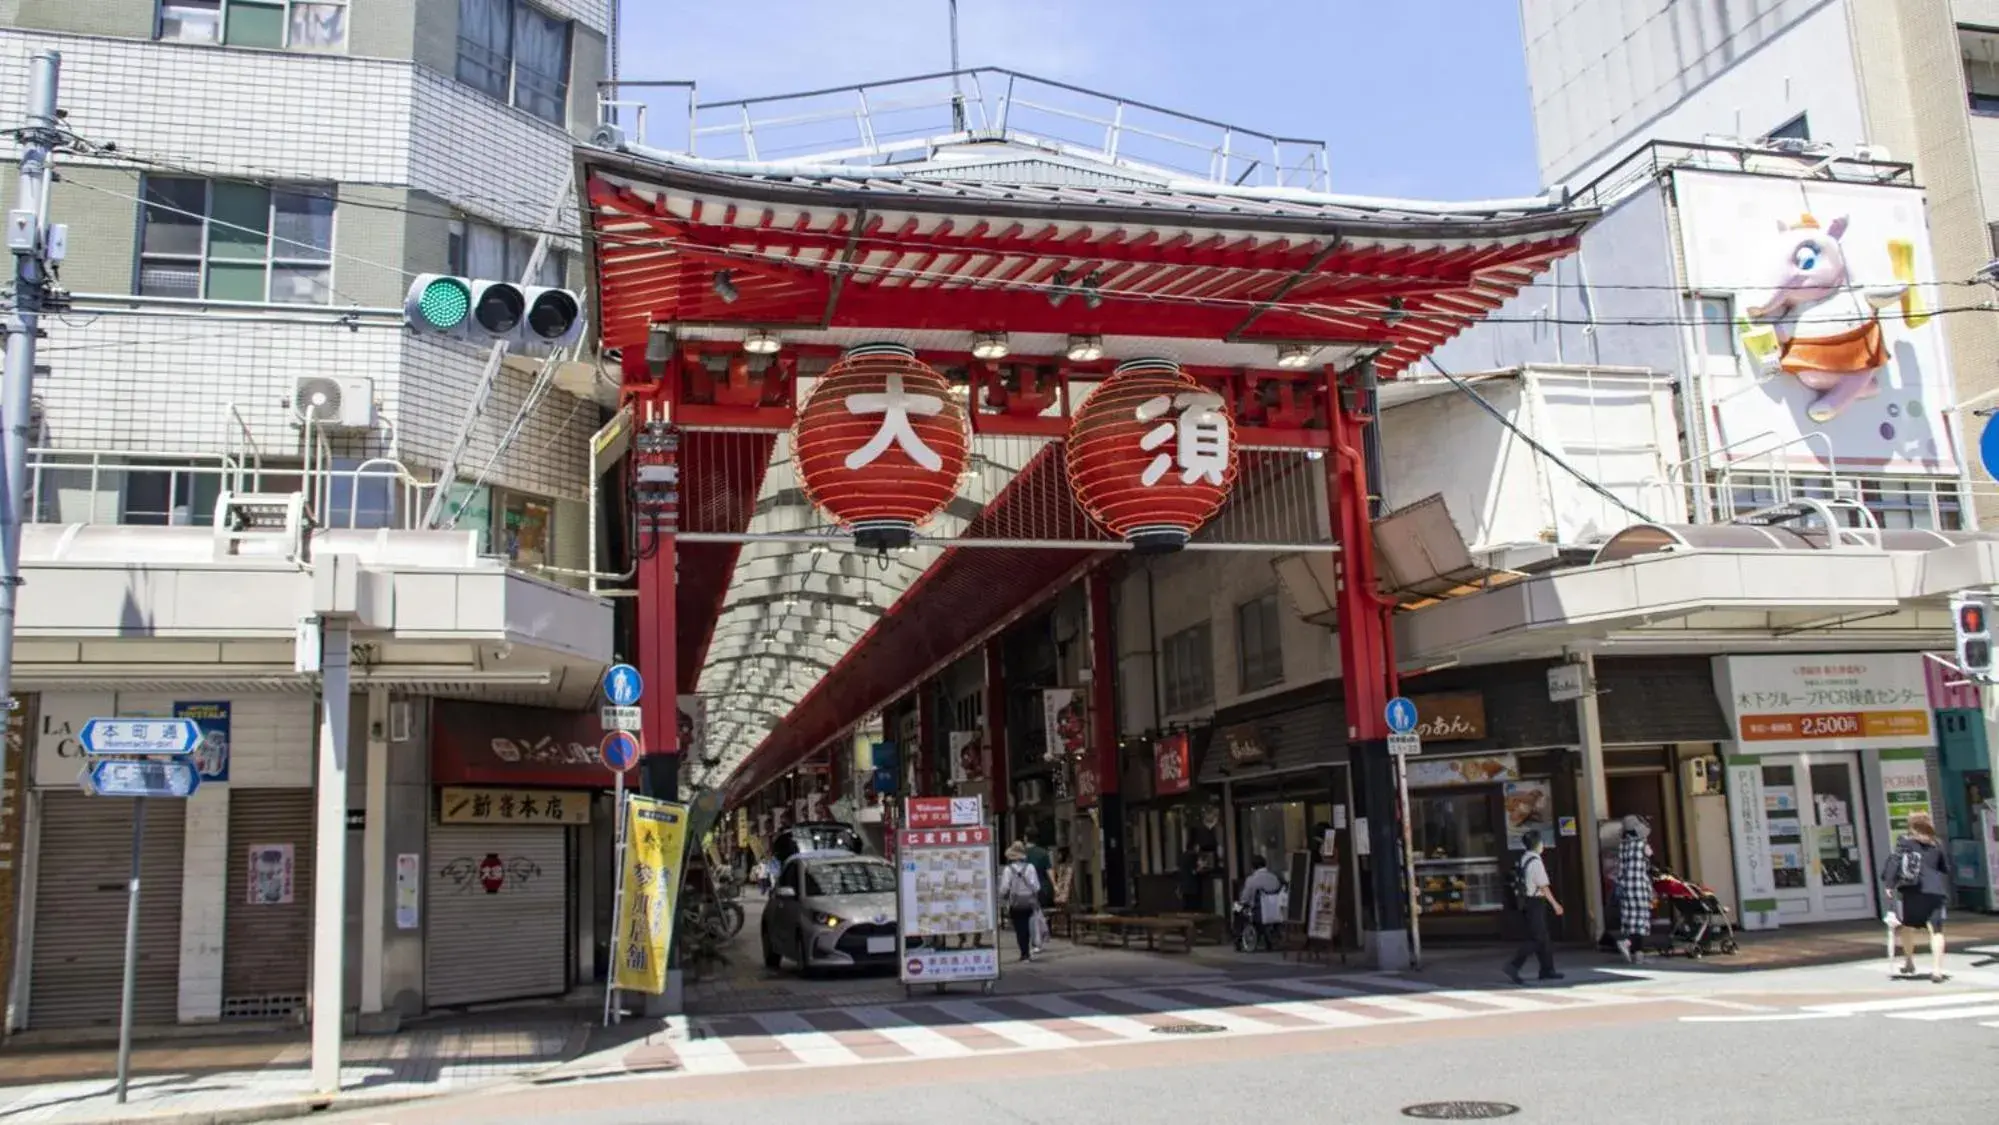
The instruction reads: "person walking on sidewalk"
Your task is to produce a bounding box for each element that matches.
[999,842,1043,963]
[1025,831,1054,954]
[1506,830,1566,984]
[1614,815,1655,964]
[1880,811,1954,982]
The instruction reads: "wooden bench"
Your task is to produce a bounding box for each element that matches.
[1158,911,1228,945]
[1071,913,1196,953]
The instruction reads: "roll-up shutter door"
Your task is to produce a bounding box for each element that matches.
[425,823,568,1008]
[30,791,186,1029]
[223,789,314,1020]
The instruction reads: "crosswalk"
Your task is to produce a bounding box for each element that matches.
[630,975,1647,1078]
[1802,990,1999,1028]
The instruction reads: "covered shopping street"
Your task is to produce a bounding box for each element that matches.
[578,69,1597,966]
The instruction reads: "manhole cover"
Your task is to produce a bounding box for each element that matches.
[1402,1103,1520,1120]
[1150,1022,1226,1035]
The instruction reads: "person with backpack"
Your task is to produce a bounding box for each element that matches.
[999,841,1043,963]
[1505,830,1566,985]
[1880,811,1953,981]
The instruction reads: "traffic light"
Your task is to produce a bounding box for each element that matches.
[403,274,584,346]
[1955,595,1993,680]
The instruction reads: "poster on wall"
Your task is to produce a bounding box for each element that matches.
[1406,755,1516,787]
[948,730,981,784]
[1041,688,1086,762]
[174,700,231,782]
[394,853,421,929]
[1713,654,1931,751]
[1502,780,1554,850]
[1725,755,1780,931]
[1673,170,1959,475]
[246,843,294,905]
[1154,734,1192,796]
[1878,749,1934,835]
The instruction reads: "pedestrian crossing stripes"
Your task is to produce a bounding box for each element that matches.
[1803,991,1999,1028]
[631,979,1645,1078]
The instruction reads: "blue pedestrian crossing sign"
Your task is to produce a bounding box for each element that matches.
[603,663,644,708]
[1384,696,1419,735]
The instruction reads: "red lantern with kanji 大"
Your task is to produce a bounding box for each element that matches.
[1066,357,1238,552]
[793,343,971,551]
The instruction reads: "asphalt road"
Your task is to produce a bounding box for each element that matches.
[327,952,1999,1125]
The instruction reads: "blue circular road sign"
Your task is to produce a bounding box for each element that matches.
[602,663,644,708]
[1981,415,1999,483]
[601,730,640,773]
[1384,696,1419,735]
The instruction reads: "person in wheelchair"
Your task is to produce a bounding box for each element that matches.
[1235,855,1285,950]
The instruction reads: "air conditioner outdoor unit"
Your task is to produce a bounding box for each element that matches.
[291,375,376,429]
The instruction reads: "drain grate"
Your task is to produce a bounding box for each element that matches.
[1402,1103,1520,1120]
[1150,1022,1226,1035]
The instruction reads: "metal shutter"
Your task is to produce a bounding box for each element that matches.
[223,789,314,1020]
[425,823,568,1008]
[29,791,185,1029]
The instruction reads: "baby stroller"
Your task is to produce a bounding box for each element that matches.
[1651,868,1739,958]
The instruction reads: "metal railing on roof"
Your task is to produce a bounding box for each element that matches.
[596,68,1330,192]
[1563,138,1918,213]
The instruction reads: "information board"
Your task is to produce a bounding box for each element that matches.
[1305,863,1342,942]
[896,824,999,986]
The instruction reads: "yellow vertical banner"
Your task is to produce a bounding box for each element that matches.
[612,794,691,995]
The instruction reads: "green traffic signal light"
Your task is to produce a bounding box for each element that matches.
[417,276,472,330]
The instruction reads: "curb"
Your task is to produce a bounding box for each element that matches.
[40,1019,598,1125]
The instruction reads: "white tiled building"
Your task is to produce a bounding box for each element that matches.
[0,2,617,1038]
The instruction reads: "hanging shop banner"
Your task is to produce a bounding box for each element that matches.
[1724,755,1780,931]
[1714,654,1931,751]
[1154,733,1192,795]
[246,843,295,905]
[439,786,592,826]
[174,701,232,782]
[1877,749,1935,835]
[612,794,692,995]
[1042,688,1086,761]
[897,824,1000,985]
[1075,761,1101,809]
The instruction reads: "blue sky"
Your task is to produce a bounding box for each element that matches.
[614,0,1541,201]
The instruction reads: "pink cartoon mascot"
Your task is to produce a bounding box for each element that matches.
[1745,213,1907,423]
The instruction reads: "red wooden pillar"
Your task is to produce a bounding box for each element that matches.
[1326,359,1405,961]
[1087,568,1128,906]
[984,637,1009,828]
[632,395,681,801]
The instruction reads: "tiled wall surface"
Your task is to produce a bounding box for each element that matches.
[398,337,595,500]
[409,66,581,234]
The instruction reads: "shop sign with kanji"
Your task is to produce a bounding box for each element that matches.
[1720,654,1933,749]
[440,786,592,825]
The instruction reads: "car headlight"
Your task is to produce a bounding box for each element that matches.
[811,911,843,927]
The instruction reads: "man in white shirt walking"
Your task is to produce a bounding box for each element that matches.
[1505,830,1566,984]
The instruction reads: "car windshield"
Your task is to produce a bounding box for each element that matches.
[805,860,896,897]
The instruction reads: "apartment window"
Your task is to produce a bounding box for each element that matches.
[1694,296,1736,358]
[137,176,335,304]
[1763,113,1810,142]
[158,1,348,51]
[1160,622,1214,716]
[448,216,569,286]
[1235,592,1284,693]
[458,0,573,126]
[1963,27,1999,114]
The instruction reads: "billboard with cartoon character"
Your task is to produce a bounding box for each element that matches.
[1673,170,1959,476]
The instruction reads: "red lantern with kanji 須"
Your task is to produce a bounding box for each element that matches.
[793,343,970,551]
[1067,358,1237,552]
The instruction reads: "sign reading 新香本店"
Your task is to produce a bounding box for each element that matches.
[1713,654,1932,751]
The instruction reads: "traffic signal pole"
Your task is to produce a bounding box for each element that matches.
[0,50,61,709]
[419,168,577,529]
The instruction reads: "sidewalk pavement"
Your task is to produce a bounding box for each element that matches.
[0,1011,587,1125]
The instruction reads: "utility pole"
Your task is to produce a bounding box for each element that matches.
[0,49,63,710]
